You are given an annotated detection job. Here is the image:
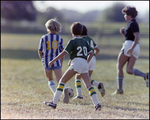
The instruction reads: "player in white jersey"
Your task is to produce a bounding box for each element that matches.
[44,22,102,111]
[38,18,64,96]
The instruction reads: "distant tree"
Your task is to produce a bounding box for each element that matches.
[103,3,126,22]
[81,10,101,22]
[1,1,37,21]
[45,7,64,22]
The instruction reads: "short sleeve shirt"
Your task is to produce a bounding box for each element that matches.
[125,19,139,41]
[82,36,97,56]
[65,37,92,60]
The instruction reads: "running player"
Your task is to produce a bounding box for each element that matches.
[44,22,102,111]
[112,6,149,95]
[73,25,105,99]
[38,18,64,96]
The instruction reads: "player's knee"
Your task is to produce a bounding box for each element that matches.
[126,68,132,74]
[75,74,81,79]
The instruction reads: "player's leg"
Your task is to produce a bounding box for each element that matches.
[88,57,105,97]
[45,69,56,95]
[127,55,149,87]
[112,52,129,95]
[53,68,63,84]
[45,68,77,108]
[74,73,83,99]
[81,73,101,110]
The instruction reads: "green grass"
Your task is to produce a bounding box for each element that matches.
[1,33,149,119]
[1,58,149,119]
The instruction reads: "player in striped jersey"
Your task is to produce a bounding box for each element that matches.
[73,25,105,100]
[44,22,102,111]
[38,18,64,96]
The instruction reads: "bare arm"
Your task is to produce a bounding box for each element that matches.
[38,51,43,59]
[94,46,100,56]
[120,27,126,38]
[49,50,68,67]
[87,51,94,63]
[60,49,64,65]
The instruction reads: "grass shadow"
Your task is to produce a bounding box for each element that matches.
[1,49,149,60]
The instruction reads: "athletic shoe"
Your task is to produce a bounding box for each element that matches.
[145,73,149,87]
[95,103,101,111]
[73,96,83,100]
[44,101,57,109]
[63,88,70,103]
[98,83,105,97]
[112,89,124,95]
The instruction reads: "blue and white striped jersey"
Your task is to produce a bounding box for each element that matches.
[39,33,64,68]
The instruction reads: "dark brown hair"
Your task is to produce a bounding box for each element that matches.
[70,22,83,35]
[122,6,138,18]
[81,25,88,35]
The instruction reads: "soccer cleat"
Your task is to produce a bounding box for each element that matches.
[95,103,101,111]
[112,89,124,95]
[63,88,70,103]
[73,96,83,100]
[44,101,57,109]
[98,83,105,97]
[145,73,149,87]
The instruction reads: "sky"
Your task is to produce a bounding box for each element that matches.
[33,1,149,17]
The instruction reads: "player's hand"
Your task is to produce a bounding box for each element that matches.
[120,27,125,35]
[127,48,133,55]
[48,60,54,67]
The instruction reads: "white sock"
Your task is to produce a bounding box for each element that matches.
[75,79,82,97]
[88,86,99,106]
[53,82,65,104]
[90,79,99,88]
[48,80,56,95]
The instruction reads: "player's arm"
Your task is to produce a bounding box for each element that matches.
[94,46,100,56]
[38,50,43,60]
[87,51,94,63]
[120,27,126,38]
[60,49,64,65]
[49,50,68,67]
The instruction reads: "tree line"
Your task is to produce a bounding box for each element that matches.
[2,1,149,23]
[1,1,149,34]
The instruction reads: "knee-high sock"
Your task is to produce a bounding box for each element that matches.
[90,79,99,88]
[133,68,146,79]
[117,76,124,90]
[53,82,65,104]
[88,86,99,106]
[48,80,56,95]
[75,79,82,97]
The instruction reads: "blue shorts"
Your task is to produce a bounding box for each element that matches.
[45,65,62,70]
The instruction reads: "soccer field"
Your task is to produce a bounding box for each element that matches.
[1,33,149,119]
[1,59,149,119]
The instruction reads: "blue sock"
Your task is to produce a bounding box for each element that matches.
[117,76,124,90]
[132,69,145,79]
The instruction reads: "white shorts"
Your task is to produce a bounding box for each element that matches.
[121,40,140,59]
[69,58,88,74]
[88,56,96,71]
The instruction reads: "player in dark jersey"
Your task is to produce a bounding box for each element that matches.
[38,18,64,96]
[44,22,102,111]
[73,25,105,100]
[112,6,149,95]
